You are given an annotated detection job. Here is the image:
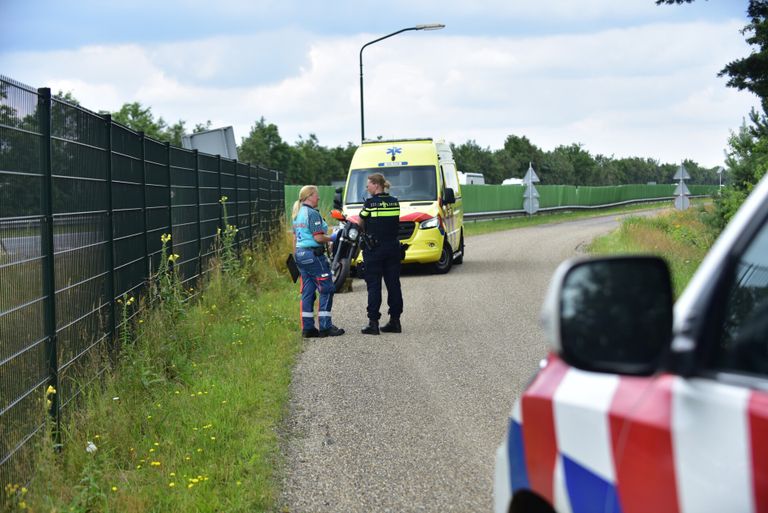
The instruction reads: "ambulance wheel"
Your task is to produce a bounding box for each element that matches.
[432,238,453,274]
[454,231,464,265]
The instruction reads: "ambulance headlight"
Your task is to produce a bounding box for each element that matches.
[348,227,359,241]
[420,217,439,229]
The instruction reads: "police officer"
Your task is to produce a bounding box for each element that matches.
[359,173,403,335]
[292,185,344,338]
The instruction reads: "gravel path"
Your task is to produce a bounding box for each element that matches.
[279,213,652,513]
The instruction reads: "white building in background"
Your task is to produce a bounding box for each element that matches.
[458,171,485,185]
[502,177,524,185]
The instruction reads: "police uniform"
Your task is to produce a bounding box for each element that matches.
[292,203,335,336]
[359,192,403,330]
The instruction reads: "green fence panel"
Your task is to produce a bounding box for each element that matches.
[283,183,721,220]
[461,185,524,212]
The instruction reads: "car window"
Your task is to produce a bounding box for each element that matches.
[442,162,459,192]
[709,217,768,376]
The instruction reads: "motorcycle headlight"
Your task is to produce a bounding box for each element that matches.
[348,227,359,241]
[420,217,439,229]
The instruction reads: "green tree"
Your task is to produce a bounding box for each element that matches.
[238,117,294,174]
[658,0,768,229]
[111,102,186,146]
[492,135,544,184]
[450,140,496,182]
[552,143,597,185]
[329,142,357,180]
[540,148,575,185]
[292,134,344,185]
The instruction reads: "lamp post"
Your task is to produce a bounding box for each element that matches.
[359,23,445,142]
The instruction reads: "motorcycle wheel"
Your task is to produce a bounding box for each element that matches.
[332,257,351,292]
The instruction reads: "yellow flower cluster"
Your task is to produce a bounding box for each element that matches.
[45,385,56,410]
[168,253,180,263]
[161,233,172,244]
[219,196,228,204]
[4,484,27,510]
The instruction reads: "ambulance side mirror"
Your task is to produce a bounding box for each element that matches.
[443,187,456,205]
[333,187,343,210]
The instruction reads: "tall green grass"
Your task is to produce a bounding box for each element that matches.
[5,229,300,513]
[588,205,717,296]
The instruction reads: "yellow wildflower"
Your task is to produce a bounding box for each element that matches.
[161,233,171,243]
[150,461,161,467]
[219,195,228,204]
[168,253,180,263]
[169,482,176,488]
[111,486,117,492]
[46,385,56,396]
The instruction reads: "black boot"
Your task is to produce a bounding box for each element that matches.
[361,320,380,335]
[319,325,345,337]
[380,318,401,333]
[302,328,320,338]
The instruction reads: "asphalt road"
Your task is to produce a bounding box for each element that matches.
[279,212,651,513]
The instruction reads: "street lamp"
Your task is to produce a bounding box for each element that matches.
[359,23,445,142]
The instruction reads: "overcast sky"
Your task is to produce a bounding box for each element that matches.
[0,0,760,168]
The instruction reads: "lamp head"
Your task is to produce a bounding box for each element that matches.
[415,23,445,31]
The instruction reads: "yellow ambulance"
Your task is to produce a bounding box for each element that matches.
[340,138,464,274]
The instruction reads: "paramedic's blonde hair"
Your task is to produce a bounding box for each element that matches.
[292,185,318,219]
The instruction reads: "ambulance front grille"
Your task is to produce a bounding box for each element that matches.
[398,222,415,241]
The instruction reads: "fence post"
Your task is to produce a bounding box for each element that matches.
[194,149,202,278]
[248,163,254,245]
[139,132,150,282]
[217,155,223,231]
[38,87,60,445]
[103,114,117,356]
[166,141,174,260]
[233,162,240,253]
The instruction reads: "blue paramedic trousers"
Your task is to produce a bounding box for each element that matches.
[295,247,334,331]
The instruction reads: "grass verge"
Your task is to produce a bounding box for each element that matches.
[8,229,300,513]
[463,200,707,237]
[588,204,717,296]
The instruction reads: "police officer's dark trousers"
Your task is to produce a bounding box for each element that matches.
[363,241,403,322]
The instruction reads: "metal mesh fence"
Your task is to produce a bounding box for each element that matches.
[0,76,284,488]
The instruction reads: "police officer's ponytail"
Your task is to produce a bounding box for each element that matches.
[368,173,391,192]
[292,185,318,219]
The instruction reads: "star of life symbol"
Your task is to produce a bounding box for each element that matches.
[386,147,402,158]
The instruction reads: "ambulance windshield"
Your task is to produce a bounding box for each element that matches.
[345,166,437,204]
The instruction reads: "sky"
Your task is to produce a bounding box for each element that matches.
[0,0,760,169]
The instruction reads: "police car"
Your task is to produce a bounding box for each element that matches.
[494,174,768,513]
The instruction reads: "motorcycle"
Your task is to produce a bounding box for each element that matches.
[329,209,366,291]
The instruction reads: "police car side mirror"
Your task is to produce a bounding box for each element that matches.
[443,187,456,205]
[541,256,673,376]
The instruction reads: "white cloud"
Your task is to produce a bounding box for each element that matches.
[0,17,759,168]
